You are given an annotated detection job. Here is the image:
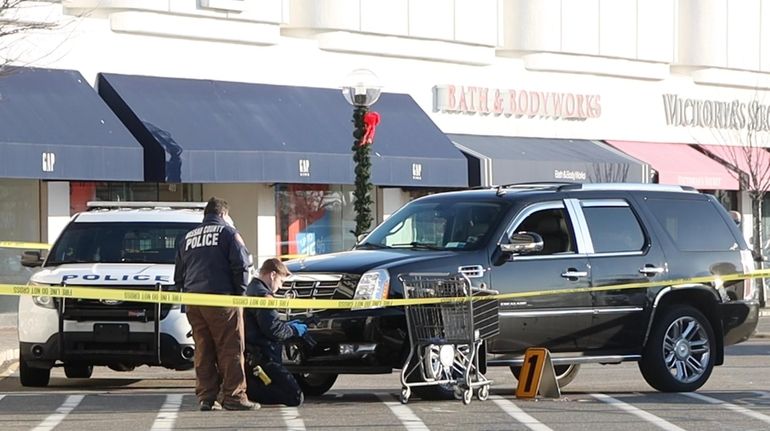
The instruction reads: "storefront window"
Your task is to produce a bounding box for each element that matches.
[408,188,457,202]
[70,182,203,215]
[276,184,373,258]
[0,180,40,312]
[704,190,738,212]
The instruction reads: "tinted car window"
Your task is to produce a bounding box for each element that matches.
[46,222,198,265]
[582,205,645,253]
[515,208,575,255]
[363,200,509,250]
[646,198,737,251]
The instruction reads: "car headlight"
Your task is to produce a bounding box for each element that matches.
[353,269,390,307]
[29,281,57,309]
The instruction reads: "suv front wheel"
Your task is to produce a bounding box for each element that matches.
[639,305,715,392]
[64,365,93,379]
[294,373,338,396]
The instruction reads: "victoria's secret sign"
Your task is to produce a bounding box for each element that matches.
[434,85,602,120]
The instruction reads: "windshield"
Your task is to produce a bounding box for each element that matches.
[46,222,198,265]
[360,200,509,251]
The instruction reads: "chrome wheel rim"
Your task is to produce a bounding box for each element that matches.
[663,316,710,383]
[423,344,470,390]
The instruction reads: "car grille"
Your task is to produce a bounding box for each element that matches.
[55,285,175,322]
[274,273,358,317]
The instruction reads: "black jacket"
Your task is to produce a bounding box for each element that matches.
[244,278,298,363]
[174,214,251,295]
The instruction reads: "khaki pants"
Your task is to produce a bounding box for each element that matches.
[186,305,248,404]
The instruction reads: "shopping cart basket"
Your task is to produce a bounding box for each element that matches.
[398,272,499,405]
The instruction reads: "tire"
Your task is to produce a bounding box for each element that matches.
[19,361,50,387]
[107,364,136,372]
[510,363,580,388]
[64,365,93,379]
[639,305,715,392]
[406,344,476,400]
[294,373,338,396]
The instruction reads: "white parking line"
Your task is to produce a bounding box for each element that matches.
[376,393,430,431]
[281,406,306,431]
[33,394,85,431]
[683,392,770,425]
[490,395,553,431]
[591,393,686,431]
[150,394,184,431]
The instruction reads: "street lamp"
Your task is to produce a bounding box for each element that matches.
[342,69,382,238]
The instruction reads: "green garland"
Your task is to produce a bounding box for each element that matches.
[352,105,373,237]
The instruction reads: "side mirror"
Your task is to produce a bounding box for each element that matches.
[499,232,543,255]
[21,250,45,268]
[356,233,369,244]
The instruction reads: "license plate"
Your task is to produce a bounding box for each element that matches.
[93,323,129,342]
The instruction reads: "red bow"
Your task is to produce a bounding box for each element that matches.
[360,111,381,146]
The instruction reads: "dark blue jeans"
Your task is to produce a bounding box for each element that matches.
[245,360,303,407]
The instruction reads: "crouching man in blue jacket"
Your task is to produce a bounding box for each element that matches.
[244,258,306,407]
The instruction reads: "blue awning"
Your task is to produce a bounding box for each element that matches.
[449,134,649,186]
[0,68,143,181]
[97,73,467,187]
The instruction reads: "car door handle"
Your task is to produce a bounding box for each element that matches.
[561,270,588,278]
[639,266,664,276]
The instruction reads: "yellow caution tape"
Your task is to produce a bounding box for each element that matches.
[0,241,50,250]
[0,269,768,309]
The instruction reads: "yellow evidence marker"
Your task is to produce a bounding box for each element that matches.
[515,347,561,399]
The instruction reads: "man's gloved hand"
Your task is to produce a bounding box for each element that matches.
[290,322,308,337]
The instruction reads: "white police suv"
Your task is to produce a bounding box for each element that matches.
[18,202,204,387]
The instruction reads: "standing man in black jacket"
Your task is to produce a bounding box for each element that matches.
[174,197,258,411]
[244,258,306,406]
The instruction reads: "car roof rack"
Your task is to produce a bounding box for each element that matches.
[555,183,698,193]
[486,182,574,196]
[499,182,575,189]
[86,201,207,211]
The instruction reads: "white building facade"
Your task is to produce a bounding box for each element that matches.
[2,0,770,292]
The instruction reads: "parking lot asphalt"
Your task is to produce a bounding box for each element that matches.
[2,309,769,370]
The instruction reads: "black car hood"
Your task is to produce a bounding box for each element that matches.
[285,249,458,275]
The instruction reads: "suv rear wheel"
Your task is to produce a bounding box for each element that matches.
[64,365,93,379]
[19,361,50,387]
[639,305,715,392]
[510,364,580,388]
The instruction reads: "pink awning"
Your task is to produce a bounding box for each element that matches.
[698,144,770,178]
[606,141,739,190]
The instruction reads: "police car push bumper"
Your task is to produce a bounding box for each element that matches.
[21,264,194,370]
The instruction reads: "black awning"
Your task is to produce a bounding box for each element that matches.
[0,68,143,181]
[449,134,649,187]
[97,73,467,187]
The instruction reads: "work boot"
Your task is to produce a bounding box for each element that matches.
[199,400,222,411]
[222,399,260,411]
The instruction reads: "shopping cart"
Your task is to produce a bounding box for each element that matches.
[398,272,499,405]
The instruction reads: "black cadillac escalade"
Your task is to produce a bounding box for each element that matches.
[280,183,759,396]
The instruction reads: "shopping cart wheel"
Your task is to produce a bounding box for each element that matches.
[462,388,473,405]
[400,388,411,404]
[477,384,489,401]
